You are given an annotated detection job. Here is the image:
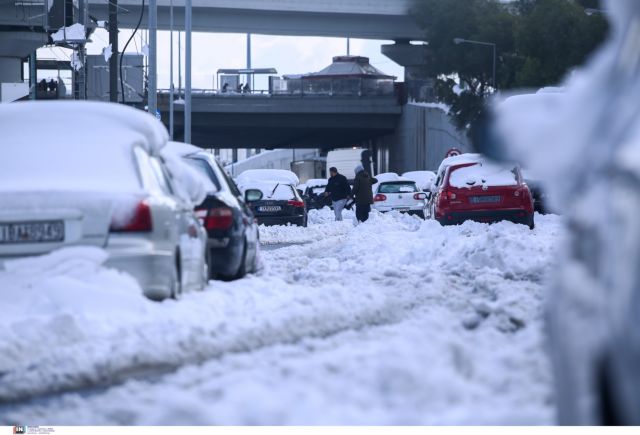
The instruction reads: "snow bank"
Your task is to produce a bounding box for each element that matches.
[1,210,564,425]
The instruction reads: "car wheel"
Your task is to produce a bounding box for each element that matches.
[206,247,217,280]
[235,239,248,280]
[170,252,182,300]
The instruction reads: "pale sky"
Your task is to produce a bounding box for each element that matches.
[37,29,405,90]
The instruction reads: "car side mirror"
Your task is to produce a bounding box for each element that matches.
[245,189,263,202]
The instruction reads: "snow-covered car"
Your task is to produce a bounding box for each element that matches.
[165,142,260,280]
[0,101,208,300]
[243,181,308,227]
[429,154,534,229]
[402,170,437,192]
[372,175,428,218]
[490,0,640,424]
[301,178,331,210]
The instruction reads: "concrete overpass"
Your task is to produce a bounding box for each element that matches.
[87,0,422,40]
[158,92,402,149]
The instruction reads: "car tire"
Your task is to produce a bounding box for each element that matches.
[170,252,182,300]
[235,240,248,279]
[206,247,217,280]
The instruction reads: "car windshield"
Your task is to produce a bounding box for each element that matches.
[379,182,417,194]
[183,157,220,192]
[254,184,296,200]
[448,162,519,188]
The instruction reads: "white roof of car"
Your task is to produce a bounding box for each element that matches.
[165,141,205,157]
[1,101,169,155]
[236,169,300,186]
[436,153,484,175]
[305,178,328,187]
[0,101,169,194]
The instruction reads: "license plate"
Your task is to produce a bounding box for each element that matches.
[258,206,282,212]
[393,207,411,211]
[0,220,65,244]
[470,195,501,204]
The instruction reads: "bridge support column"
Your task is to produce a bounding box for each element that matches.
[381,41,434,102]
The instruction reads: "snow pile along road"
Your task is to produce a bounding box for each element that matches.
[0,209,564,425]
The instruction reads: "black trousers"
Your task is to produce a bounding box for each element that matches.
[355,203,371,222]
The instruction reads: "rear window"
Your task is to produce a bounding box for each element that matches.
[448,162,519,188]
[260,184,296,200]
[379,182,417,194]
[184,157,221,192]
[311,186,326,195]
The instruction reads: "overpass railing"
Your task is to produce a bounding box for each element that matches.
[271,77,395,97]
[158,78,397,99]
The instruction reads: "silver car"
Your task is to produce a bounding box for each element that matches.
[0,101,208,300]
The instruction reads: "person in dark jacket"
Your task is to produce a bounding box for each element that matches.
[324,167,352,221]
[352,164,378,223]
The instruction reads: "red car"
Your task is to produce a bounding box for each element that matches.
[428,155,535,229]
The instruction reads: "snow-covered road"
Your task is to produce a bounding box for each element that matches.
[0,209,563,424]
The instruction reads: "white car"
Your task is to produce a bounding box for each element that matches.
[372,174,428,219]
[0,101,209,300]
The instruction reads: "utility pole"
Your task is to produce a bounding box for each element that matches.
[108,0,118,102]
[247,33,252,90]
[169,0,174,139]
[185,0,192,143]
[148,0,158,115]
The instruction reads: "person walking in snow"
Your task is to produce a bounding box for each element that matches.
[324,167,351,221]
[351,164,377,223]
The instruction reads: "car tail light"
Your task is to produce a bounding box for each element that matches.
[110,201,152,232]
[204,207,234,230]
[374,194,387,202]
[414,193,427,200]
[287,200,305,208]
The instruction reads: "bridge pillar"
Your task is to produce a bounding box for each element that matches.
[381,41,434,102]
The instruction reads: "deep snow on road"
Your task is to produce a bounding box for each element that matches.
[0,209,563,425]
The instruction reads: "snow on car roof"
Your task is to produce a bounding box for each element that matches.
[1,101,168,155]
[236,169,300,186]
[305,178,328,187]
[436,153,484,175]
[165,141,205,157]
[0,101,169,193]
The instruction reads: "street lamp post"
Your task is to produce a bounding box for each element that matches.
[453,37,497,91]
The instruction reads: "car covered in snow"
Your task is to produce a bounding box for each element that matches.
[372,173,428,218]
[165,142,260,280]
[0,101,209,300]
[428,154,534,229]
[243,181,308,227]
[301,178,331,210]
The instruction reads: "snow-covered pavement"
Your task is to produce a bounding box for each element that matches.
[0,209,563,424]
